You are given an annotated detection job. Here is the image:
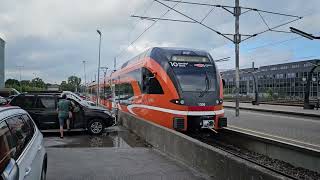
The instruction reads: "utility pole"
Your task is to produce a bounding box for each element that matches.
[234,0,240,116]
[114,57,117,72]
[16,66,23,92]
[82,60,87,93]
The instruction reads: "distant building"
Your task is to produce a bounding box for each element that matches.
[47,84,60,91]
[0,38,5,88]
[221,59,320,99]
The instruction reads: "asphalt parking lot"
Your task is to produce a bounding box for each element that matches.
[44,126,206,180]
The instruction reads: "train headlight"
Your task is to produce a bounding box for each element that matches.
[216,98,223,105]
[180,99,185,105]
[170,99,185,105]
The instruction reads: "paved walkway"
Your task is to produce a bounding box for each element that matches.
[45,127,206,180]
[223,102,320,117]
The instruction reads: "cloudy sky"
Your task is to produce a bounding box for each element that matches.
[1,0,320,84]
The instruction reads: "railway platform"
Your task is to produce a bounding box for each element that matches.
[45,126,205,180]
[223,101,320,117]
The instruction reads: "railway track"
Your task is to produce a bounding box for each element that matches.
[185,128,320,180]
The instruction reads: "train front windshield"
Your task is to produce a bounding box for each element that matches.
[174,68,217,92]
[169,55,218,93]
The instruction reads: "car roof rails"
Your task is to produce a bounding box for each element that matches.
[25,90,62,94]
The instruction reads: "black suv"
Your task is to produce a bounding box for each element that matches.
[8,93,114,135]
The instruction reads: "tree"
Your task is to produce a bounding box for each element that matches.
[5,79,20,87]
[60,80,73,91]
[67,76,81,92]
[21,80,31,86]
[31,77,45,88]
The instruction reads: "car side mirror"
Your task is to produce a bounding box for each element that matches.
[1,158,19,180]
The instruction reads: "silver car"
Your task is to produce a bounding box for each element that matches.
[0,106,47,180]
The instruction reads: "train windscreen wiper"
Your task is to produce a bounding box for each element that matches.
[199,71,210,97]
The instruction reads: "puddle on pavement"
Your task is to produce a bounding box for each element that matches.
[44,126,150,148]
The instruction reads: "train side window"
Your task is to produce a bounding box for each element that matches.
[125,83,134,98]
[105,86,112,100]
[142,68,164,94]
[128,69,142,88]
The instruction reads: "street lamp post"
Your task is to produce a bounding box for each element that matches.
[16,66,23,92]
[96,29,102,105]
[82,60,87,94]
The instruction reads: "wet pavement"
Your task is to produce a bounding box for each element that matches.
[44,126,206,180]
[44,126,149,148]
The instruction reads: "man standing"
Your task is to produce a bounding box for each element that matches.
[57,94,72,138]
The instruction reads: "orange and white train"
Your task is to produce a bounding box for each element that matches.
[88,47,227,131]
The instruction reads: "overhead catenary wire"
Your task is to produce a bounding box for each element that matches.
[115,0,182,60]
[258,11,270,30]
[127,0,156,40]
[153,0,234,42]
[200,6,215,23]
[134,0,302,44]
[160,0,301,18]
[245,37,301,52]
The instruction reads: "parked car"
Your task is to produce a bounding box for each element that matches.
[61,91,96,106]
[8,93,114,135]
[0,88,20,102]
[0,106,47,180]
[0,96,8,106]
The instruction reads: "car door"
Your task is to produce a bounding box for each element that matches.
[22,114,44,180]
[69,100,85,129]
[34,95,59,129]
[6,115,38,180]
[0,120,19,180]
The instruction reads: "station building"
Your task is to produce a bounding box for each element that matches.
[221,59,320,100]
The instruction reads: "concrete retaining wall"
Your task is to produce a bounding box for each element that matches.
[119,111,289,180]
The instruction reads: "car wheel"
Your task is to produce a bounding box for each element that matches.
[40,164,46,180]
[88,119,105,135]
